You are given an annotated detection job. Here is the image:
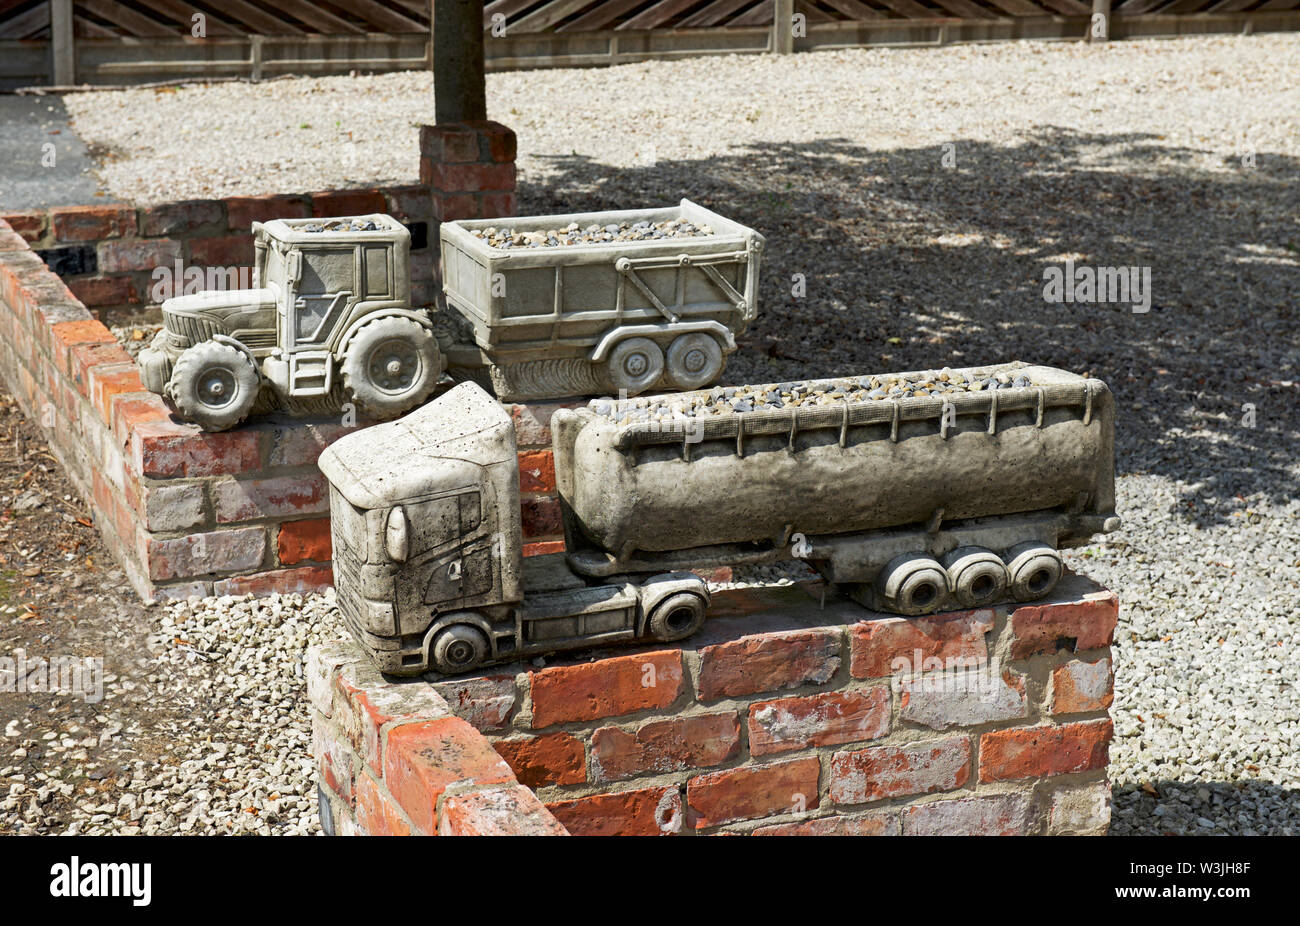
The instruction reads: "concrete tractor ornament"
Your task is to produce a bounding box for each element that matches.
[320,361,1119,676]
[139,200,764,431]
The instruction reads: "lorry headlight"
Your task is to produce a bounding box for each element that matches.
[364,599,396,635]
[385,506,409,563]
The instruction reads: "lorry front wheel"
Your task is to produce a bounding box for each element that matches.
[647,592,707,643]
[167,340,260,432]
[430,624,489,675]
[341,316,443,420]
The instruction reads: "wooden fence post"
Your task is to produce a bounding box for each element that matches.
[50,0,75,86]
[432,0,487,123]
[1091,0,1112,42]
[773,0,794,54]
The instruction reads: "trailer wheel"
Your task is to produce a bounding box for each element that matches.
[665,333,724,391]
[1004,542,1064,602]
[167,340,260,432]
[648,592,707,643]
[430,624,489,675]
[876,553,950,616]
[942,546,1009,609]
[341,315,443,420]
[606,337,664,395]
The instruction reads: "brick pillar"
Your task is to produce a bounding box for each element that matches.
[419,121,517,298]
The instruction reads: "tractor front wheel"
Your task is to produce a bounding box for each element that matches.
[167,340,260,432]
[341,315,443,419]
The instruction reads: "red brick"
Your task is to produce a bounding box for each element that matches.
[355,773,413,836]
[979,720,1113,783]
[311,190,387,217]
[1051,657,1114,715]
[440,785,569,836]
[520,496,562,538]
[516,449,555,494]
[70,342,133,397]
[428,162,517,194]
[312,712,358,804]
[142,527,267,581]
[849,609,994,679]
[278,518,333,565]
[903,794,1031,836]
[748,688,890,756]
[1010,592,1119,658]
[900,668,1029,730]
[112,392,172,446]
[51,204,135,242]
[98,238,182,273]
[139,200,224,236]
[591,712,740,782]
[753,812,898,836]
[67,275,138,308]
[215,473,329,522]
[529,650,683,728]
[419,123,482,164]
[131,422,264,477]
[687,757,821,828]
[187,233,253,268]
[510,401,578,447]
[522,540,565,557]
[385,186,431,223]
[480,191,517,219]
[546,786,681,837]
[697,628,841,701]
[332,661,451,772]
[384,718,515,834]
[50,318,116,373]
[493,733,586,788]
[829,736,971,805]
[464,120,517,163]
[268,420,357,468]
[1,211,46,243]
[212,565,333,598]
[225,194,311,230]
[89,363,145,420]
[430,675,517,732]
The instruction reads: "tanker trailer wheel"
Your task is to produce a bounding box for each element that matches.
[647,592,708,643]
[167,340,260,432]
[875,553,950,616]
[942,547,1009,609]
[665,333,724,391]
[429,624,489,676]
[1004,542,1064,602]
[606,337,664,395]
[341,316,443,420]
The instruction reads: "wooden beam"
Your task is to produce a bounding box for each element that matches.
[773,0,794,50]
[1091,0,1111,38]
[559,0,643,32]
[51,0,74,83]
[433,0,487,123]
[0,1,48,40]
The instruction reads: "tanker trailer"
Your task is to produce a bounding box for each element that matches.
[555,361,1119,615]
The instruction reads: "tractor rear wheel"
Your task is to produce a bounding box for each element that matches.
[167,340,260,432]
[341,315,443,419]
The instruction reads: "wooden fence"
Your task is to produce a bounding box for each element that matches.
[2,0,1298,87]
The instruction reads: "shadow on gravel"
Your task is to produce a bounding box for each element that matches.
[1111,779,1300,835]
[517,128,1300,523]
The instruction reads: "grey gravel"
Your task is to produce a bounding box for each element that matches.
[474,217,713,249]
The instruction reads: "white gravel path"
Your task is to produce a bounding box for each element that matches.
[34,34,1300,835]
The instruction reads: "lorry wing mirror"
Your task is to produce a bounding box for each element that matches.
[385,506,410,563]
[287,250,302,286]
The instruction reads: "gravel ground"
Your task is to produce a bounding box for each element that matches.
[22,34,1300,835]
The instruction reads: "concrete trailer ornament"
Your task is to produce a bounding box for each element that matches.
[320,360,1119,676]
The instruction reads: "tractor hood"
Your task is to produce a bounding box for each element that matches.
[162,287,277,320]
[319,382,518,511]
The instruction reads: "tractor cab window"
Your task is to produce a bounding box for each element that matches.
[405,490,482,559]
[363,246,391,299]
[294,248,355,344]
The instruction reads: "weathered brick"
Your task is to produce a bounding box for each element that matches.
[384,717,515,834]
[225,194,311,230]
[688,758,821,828]
[509,400,576,447]
[312,712,358,804]
[305,640,357,718]
[829,736,971,805]
[51,204,136,242]
[903,793,1032,836]
[522,540,565,557]
[268,420,356,468]
[385,186,432,223]
[431,675,518,732]
[517,449,555,494]
[334,661,451,772]
[493,732,586,787]
[440,785,568,836]
[748,688,890,756]
[143,527,267,581]
[1009,590,1118,659]
[529,650,682,728]
[753,811,899,836]
[849,609,994,679]
[68,275,138,308]
[464,119,518,164]
[212,565,333,597]
[979,720,1113,782]
[1,211,46,243]
[1051,657,1114,715]
[428,162,517,194]
[70,342,133,397]
[278,518,333,565]
[111,393,173,446]
[545,786,682,837]
[520,496,562,538]
[131,421,264,478]
[310,190,387,217]
[141,481,207,532]
[900,668,1029,730]
[1048,781,1112,835]
[697,628,840,701]
[591,712,740,782]
[98,238,182,273]
[90,364,146,421]
[354,772,412,836]
[139,200,225,236]
[187,234,254,268]
[214,473,329,523]
[419,123,482,164]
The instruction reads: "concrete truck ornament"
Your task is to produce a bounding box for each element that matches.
[320,361,1119,676]
[138,200,763,430]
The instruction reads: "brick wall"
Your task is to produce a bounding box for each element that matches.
[309,574,1117,836]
